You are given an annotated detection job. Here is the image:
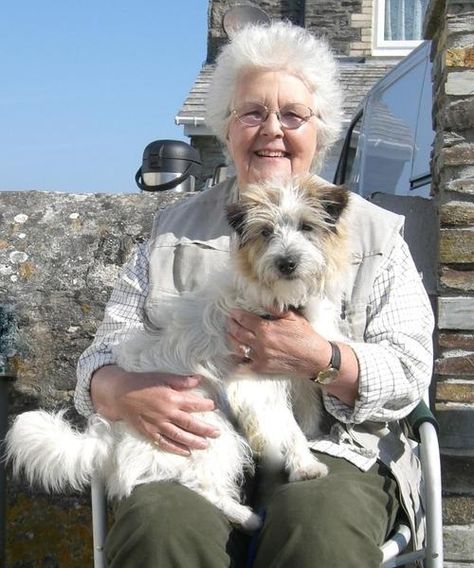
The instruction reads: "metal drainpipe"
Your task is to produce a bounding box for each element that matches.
[0,306,17,567]
[0,366,15,568]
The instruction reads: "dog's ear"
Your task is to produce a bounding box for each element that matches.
[299,175,349,224]
[319,184,349,224]
[226,202,248,237]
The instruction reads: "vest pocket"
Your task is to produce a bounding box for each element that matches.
[172,242,229,293]
[146,240,230,327]
[343,302,369,342]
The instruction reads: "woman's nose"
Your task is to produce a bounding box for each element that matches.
[260,111,284,136]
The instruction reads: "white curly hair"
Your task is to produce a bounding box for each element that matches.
[206,21,343,173]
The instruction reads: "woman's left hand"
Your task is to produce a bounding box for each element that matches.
[228,308,360,407]
[228,308,332,378]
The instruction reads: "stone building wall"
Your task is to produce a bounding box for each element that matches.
[206,0,305,63]
[206,0,374,61]
[349,0,374,57]
[304,0,364,56]
[424,0,474,565]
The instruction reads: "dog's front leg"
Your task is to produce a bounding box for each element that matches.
[282,424,329,481]
[226,377,289,466]
[226,377,328,479]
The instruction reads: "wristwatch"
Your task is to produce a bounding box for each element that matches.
[312,341,341,385]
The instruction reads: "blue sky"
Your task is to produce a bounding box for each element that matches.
[0,1,208,193]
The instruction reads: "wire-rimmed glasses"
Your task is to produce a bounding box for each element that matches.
[231,102,316,130]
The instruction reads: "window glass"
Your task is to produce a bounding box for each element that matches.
[384,0,429,41]
[359,58,426,197]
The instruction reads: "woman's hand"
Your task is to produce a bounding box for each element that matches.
[90,365,220,456]
[228,308,360,406]
[228,308,330,377]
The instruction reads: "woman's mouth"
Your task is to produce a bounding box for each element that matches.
[254,150,289,158]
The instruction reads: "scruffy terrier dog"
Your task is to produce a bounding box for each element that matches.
[6,175,349,530]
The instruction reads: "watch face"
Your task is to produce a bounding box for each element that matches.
[316,367,338,385]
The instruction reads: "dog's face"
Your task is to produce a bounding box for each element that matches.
[226,175,349,304]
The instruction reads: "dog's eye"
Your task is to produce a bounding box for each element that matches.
[261,227,273,238]
[300,223,313,232]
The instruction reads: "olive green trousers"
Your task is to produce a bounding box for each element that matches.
[105,452,400,568]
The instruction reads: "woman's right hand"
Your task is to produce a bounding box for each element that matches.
[90,365,220,456]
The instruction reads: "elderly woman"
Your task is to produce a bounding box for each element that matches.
[75,22,434,568]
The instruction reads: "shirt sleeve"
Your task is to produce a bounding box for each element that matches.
[323,234,435,424]
[74,242,150,417]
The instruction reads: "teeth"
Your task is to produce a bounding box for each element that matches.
[256,151,287,157]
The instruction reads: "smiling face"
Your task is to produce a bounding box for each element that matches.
[226,69,318,188]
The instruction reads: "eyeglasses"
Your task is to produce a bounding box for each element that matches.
[231,102,316,130]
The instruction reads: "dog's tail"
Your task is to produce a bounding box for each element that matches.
[5,410,112,493]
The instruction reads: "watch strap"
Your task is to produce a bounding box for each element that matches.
[329,341,341,370]
[312,341,341,384]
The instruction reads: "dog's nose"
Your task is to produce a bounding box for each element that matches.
[276,256,298,275]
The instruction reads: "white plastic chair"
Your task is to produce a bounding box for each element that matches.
[380,400,443,567]
[90,401,443,568]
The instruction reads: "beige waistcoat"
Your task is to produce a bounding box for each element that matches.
[144,177,424,546]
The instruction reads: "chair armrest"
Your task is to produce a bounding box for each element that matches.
[418,420,444,567]
[405,400,439,443]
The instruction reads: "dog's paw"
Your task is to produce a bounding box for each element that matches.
[220,500,263,532]
[288,458,329,482]
[240,511,263,532]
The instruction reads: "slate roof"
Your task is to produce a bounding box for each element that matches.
[337,59,399,120]
[175,65,215,128]
[175,58,399,129]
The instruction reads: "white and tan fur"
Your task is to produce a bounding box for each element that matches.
[5,175,350,530]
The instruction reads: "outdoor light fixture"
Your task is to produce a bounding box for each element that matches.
[135,140,202,192]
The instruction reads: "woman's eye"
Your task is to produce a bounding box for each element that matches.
[281,112,304,125]
[244,109,264,120]
[282,111,301,120]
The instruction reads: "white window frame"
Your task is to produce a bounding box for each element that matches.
[372,0,425,56]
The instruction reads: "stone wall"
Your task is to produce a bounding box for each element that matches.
[349,0,374,57]
[424,0,474,565]
[305,0,364,56]
[0,190,190,567]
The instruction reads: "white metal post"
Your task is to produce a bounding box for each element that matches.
[91,475,107,568]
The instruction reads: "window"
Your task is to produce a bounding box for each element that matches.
[373,0,429,56]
